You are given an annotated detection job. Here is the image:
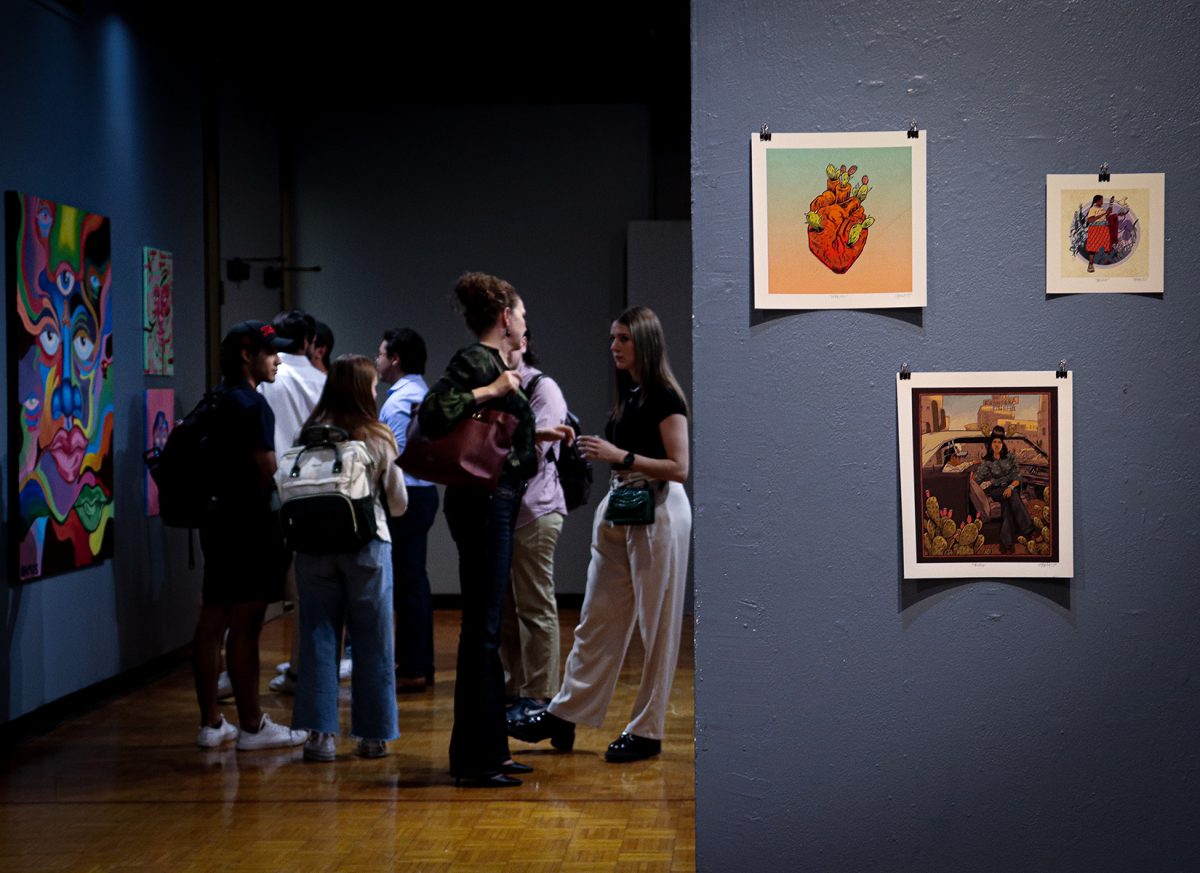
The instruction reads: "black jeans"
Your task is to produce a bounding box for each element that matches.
[443,480,522,776]
[388,485,439,681]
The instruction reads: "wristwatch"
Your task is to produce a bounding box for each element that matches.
[617,451,635,470]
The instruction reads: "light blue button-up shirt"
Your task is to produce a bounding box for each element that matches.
[380,374,435,488]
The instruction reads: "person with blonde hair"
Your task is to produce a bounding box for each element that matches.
[290,354,408,762]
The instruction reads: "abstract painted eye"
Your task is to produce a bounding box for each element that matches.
[56,271,75,294]
[74,332,95,362]
[38,325,61,356]
[23,395,40,412]
[89,274,101,293]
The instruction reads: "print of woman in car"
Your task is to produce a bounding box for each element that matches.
[973,426,1038,554]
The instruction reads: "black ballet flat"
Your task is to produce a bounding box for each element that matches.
[453,772,522,788]
[604,733,661,763]
[507,709,575,751]
[501,760,534,775]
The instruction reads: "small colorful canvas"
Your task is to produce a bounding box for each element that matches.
[7,191,115,581]
[145,389,174,516]
[752,131,927,309]
[143,247,173,374]
[1045,173,1164,294]
[896,371,1074,580]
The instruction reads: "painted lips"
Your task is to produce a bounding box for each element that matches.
[48,427,88,482]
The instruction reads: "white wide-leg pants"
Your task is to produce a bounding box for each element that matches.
[548,481,691,740]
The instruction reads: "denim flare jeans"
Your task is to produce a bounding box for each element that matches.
[293,539,400,741]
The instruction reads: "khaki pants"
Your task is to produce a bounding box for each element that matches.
[549,482,691,740]
[501,512,564,699]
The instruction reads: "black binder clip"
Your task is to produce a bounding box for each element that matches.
[760,124,772,142]
[907,121,919,139]
[899,363,911,380]
[1056,360,1068,379]
[1099,162,1110,183]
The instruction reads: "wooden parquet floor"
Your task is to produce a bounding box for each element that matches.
[0,608,695,872]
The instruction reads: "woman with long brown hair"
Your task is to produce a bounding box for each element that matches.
[290,354,408,762]
[509,305,691,763]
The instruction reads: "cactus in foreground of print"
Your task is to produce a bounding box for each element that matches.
[922,492,985,556]
[1019,486,1054,556]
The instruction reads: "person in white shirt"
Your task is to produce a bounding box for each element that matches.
[259,310,327,458]
[258,309,327,693]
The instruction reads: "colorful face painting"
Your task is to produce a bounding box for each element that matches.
[896,371,1074,580]
[145,389,174,516]
[143,247,173,374]
[7,192,114,581]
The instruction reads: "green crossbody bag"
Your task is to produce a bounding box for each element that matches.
[604,484,655,525]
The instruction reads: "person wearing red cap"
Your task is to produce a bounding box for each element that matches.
[193,320,307,751]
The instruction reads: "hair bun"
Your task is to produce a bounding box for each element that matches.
[453,272,517,335]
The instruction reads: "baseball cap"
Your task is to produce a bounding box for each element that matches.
[221,320,292,354]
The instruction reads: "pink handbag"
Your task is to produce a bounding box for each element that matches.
[398,408,519,489]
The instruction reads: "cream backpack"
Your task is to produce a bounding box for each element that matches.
[275,425,378,554]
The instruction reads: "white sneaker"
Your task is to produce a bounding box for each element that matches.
[269,672,297,695]
[236,714,307,750]
[304,731,337,762]
[275,661,291,675]
[216,671,234,701]
[356,738,387,759]
[339,658,353,681]
[196,714,238,748]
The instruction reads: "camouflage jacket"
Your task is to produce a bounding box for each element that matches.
[419,342,537,482]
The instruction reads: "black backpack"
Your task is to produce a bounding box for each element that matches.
[144,387,224,530]
[526,374,592,512]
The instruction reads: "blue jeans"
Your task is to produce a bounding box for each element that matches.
[292,539,399,740]
[389,485,439,681]
[443,481,521,776]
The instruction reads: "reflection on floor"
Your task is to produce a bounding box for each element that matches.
[0,608,695,872]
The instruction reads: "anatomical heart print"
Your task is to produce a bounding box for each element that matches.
[752,130,926,309]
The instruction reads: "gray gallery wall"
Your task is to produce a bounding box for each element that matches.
[691,0,1200,869]
[0,1,207,723]
[289,104,654,595]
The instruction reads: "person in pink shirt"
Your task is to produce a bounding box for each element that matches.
[501,333,570,721]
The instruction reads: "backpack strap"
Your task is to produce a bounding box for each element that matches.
[525,373,544,400]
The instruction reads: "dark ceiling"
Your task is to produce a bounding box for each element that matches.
[172,2,690,106]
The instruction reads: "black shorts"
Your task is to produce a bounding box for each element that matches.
[199,513,290,607]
